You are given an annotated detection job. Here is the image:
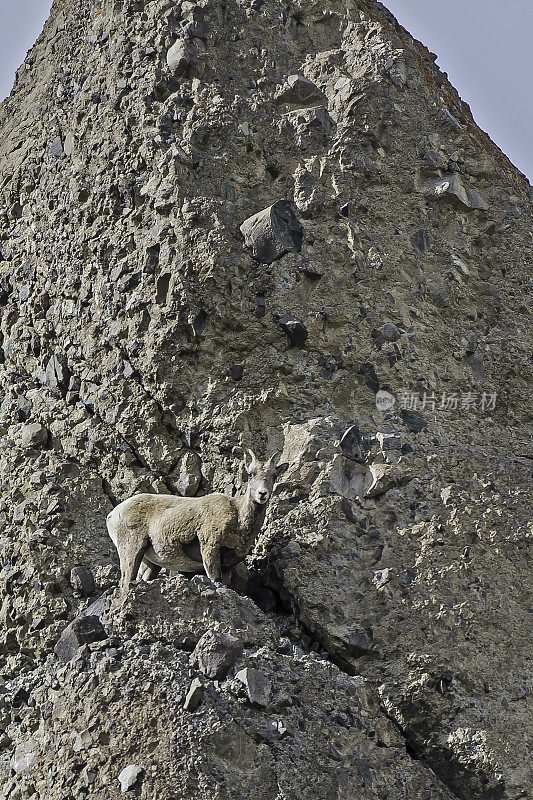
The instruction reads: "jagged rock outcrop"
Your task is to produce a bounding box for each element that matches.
[0,1,531,799]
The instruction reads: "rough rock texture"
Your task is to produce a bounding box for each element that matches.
[0,1,531,799]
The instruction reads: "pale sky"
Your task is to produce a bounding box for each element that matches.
[0,0,531,181]
[0,0,52,96]
[385,0,532,182]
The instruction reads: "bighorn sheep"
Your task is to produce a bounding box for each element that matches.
[106,449,281,591]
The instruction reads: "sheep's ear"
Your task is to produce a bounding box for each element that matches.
[244,448,257,473]
[274,461,288,476]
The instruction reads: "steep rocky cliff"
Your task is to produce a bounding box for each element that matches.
[0,1,531,798]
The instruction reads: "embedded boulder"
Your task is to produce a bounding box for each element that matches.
[240,201,303,263]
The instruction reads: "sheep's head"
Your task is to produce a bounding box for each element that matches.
[244,449,281,504]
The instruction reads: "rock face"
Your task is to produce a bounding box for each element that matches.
[0,2,531,800]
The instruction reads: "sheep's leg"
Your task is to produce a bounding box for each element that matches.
[200,541,222,584]
[119,537,149,592]
[139,560,162,582]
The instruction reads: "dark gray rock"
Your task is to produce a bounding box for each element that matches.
[21,423,48,449]
[411,229,429,252]
[341,628,374,657]
[428,281,452,308]
[9,687,29,708]
[466,187,490,210]
[278,314,308,347]
[54,615,107,662]
[179,6,209,39]
[380,322,401,342]
[340,425,372,464]
[49,136,63,158]
[78,595,110,620]
[275,75,327,107]
[183,678,203,712]
[359,362,380,392]
[192,630,243,679]
[235,667,271,707]
[421,150,446,169]
[423,173,489,210]
[386,57,408,88]
[182,19,208,40]
[231,566,278,612]
[400,411,428,433]
[43,354,71,393]
[69,565,95,597]
[240,201,303,264]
